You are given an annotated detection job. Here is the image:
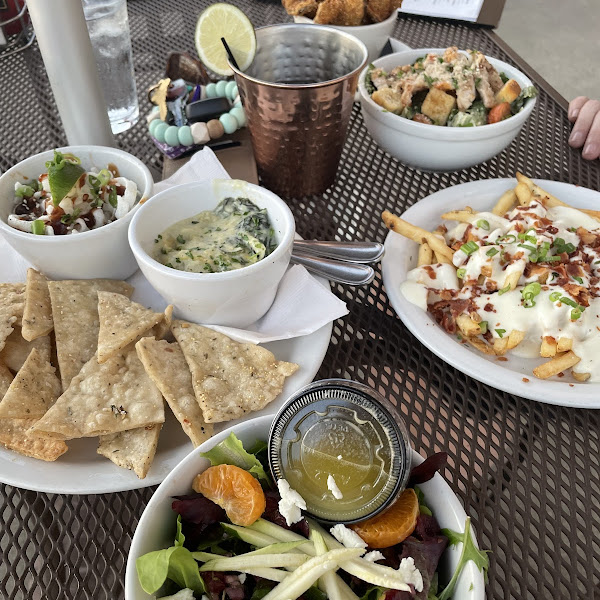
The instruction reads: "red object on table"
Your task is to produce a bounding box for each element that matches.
[0,0,29,36]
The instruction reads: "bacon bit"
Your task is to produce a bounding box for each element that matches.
[497,357,508,361]
[558,372,565,377]
[78,173,87,187]
[546,225,559,234]
[522,377,530,382]
[423,265,437,279]
[49,205,65,223]
[484,303,494,312]
[569,384,575,387]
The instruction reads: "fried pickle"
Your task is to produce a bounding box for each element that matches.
[283,0,318,18]
[365,0,393,23]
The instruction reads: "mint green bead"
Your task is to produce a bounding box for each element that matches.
[234,100,242,108]
[225,81,237,99]
[164,125,180,146]
[229,106,246,127]
[206,83,217,98]
[149,118,162,136]
[215,80,228,97]
[219,113,238,134]
[153,121,169,142]
[178,125,194,146]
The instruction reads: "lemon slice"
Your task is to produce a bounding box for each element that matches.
[195,3,256,76]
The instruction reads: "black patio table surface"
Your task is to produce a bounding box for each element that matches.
[1,1,599,599]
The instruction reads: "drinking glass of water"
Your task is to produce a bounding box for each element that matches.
[82,0,139,134]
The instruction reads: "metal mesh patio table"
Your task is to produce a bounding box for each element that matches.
[0,1,599,599]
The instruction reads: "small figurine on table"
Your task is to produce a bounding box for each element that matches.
[146,52,246,159]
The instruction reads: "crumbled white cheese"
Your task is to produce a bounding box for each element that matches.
[337,455,343,460]
[327,474,343,499]
[156,589,195,600]
[237,573,247,584]
[277,479,307,526]
[330,524,367,549]
[398,557,423,593]
[363,550,385,562]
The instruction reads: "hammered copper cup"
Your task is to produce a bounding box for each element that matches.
[230,24,368,198]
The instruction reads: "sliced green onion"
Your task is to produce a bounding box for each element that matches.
[97,169,112,186]
[523,298,536,308]
[476,219,490,231]
[518,243,538,254]
[571,308,582,320]
[108,186,118,208]
[549,291,562,302]
[16,185,35,198]
[486,248,499,257]
[495,328,506,338]
[460,241,479,255]
[522,282,541,297]
[176,234,186,244]
[32,220,46,235]
[498,234,516,243]
[457,268,466,279]
[498,284,511,295]
[545,255,562,262]
[479,321,488,333]
[573,276,584,284]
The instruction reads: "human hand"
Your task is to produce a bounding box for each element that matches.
[568,97,600,160]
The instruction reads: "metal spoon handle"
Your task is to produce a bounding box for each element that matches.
[293,240,385,263]
[291,253,375,286]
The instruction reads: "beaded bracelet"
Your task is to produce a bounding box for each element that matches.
[147,79,246,149]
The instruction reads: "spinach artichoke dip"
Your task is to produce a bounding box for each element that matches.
[153,197,277,273]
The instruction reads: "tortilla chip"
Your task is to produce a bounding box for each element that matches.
[172,320,299,423]
[22,269,54,341]
[97,292,164,364]
[0,348,61,419]
[0,362,13,397]
[0,418,68,461]
[136,337,213,447]
[32,347,164,439]
[48,279,134,389]
[154,304,174,341]
[0,283,25,353]
[97,423,162,479]
[0,326,51,374]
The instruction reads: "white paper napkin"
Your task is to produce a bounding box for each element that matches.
[153,147,349,343]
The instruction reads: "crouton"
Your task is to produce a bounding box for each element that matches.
[495,79,522,104]
[371,88,404,114]
[421,88,457,125]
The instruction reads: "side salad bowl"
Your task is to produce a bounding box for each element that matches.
[125,414,485,600]
[0,145,153,280]
[128,179,295,328]
[358,48,537,172]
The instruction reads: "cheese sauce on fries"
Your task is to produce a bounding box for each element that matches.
[391,182,600,382]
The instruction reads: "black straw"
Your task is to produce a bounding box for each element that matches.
[221,37,240,70]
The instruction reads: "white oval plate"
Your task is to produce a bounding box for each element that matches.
[125,414,485,600]
[0,241,332,493]
[382,178,600,408]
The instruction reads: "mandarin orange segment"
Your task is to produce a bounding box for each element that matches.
[349,488,419,548]
[193,464,266,526]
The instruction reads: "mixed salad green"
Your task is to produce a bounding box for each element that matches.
[136,434,489,600]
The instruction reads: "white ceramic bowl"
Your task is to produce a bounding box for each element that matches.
[358,48,537,172]
[125,414,485,600]
[128,179,295,327]
[0,145,153,280]
[294,9,398,64]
